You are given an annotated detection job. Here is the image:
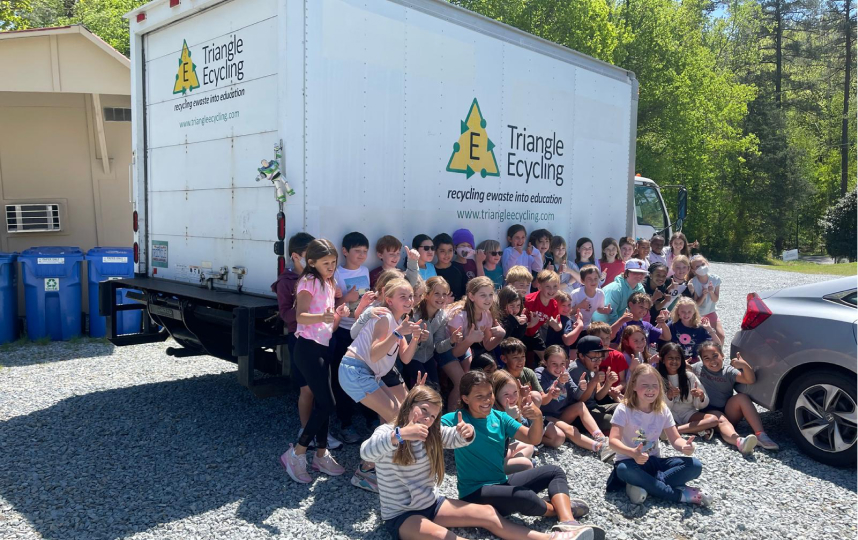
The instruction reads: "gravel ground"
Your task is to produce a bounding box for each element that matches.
[0,263,854,540]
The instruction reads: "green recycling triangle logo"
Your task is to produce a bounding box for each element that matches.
[446,98,500,179]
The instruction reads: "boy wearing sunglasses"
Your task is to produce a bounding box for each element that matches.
[411,234,437,281]
[568,335,620,433]
[475,238,504,289]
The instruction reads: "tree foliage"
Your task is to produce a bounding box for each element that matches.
[820,188,857,261]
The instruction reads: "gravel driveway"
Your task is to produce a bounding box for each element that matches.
[0,263,854,540]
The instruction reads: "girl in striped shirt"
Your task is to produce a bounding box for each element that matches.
[361,384,597,540]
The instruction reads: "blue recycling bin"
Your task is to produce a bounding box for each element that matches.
[86,247,141,337]
[19,246,84,341]
[0,252,18,344]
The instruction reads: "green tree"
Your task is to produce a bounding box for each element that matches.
[820,188,857,260]
[615,0,758,260]
[1,0,32,30]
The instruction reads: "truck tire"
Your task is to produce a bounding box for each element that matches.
[783,369,857,467]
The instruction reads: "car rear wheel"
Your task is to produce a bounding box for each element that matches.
[784,370,857,467]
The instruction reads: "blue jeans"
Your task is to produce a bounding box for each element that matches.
[615,456,701,502]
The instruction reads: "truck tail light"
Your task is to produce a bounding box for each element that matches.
[132,210,138,233]
[277,211,285,240]
[133,242,139,264]
[741,293,772,330]
[277,256,286,275]
[136,12,146,22]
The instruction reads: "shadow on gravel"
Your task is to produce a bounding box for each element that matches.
[740,410,856,492]
[0,371,337,539]
[0,340,115,367]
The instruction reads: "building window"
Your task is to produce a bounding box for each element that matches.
[5,204,62,233]
[103,107,132,122]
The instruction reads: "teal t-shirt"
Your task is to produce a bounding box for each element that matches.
[441,408,522,498]
[484,265,504,290]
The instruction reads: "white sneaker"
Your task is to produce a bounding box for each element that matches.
[626,483,647,504]
[756,432,779,451]
[296,428,343,450]
[325,432,344,450]
[736,434,758,455]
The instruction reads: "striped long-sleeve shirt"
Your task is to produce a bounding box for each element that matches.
[359,423,471,520]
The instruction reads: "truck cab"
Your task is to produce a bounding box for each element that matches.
[633,175,685,240]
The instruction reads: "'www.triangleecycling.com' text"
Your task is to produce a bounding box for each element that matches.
[457,209,555,223]
[179,110,239,128]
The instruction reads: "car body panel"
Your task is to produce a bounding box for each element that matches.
[732,278,858,411]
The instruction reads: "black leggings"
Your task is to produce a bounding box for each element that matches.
[293,337,335,449]
[461,465,569,517]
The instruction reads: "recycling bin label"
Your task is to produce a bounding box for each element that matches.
[44,278,60,292]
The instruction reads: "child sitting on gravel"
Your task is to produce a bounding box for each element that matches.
[361,383,593,540]
[607,364,712,506]
[692,341,780,455]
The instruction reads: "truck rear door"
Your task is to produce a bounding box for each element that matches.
[142,0,279,295]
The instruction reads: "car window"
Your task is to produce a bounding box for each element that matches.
[825,289,857,307]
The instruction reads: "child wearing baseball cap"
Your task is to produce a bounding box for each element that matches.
[591,259,648,326]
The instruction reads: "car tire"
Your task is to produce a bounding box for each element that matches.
[783,369,857,467]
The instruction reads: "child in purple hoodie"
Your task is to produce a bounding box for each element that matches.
[271,232,320,442]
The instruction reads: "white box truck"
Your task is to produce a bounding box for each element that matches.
[105,0,685,396]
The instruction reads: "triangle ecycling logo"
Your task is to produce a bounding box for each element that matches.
[173,40,200,95]
[446,98,500,179]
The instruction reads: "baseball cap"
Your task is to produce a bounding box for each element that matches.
[577,335,610,356]
[625,258,648,273]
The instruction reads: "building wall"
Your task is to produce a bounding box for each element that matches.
[0,32,129,95]
[0,90,133,317]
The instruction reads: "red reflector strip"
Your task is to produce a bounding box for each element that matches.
[136,12,146,22]
[277,256,286,275]
[169,0,180,6]
[277,211,285,241]
[132,210,138,233]
[133,242,139,263]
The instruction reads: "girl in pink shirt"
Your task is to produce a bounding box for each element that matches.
[280,239,350,484]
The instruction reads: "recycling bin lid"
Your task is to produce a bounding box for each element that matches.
[0,252,17,263]
[20,246,84,258]
[86,246,134,258]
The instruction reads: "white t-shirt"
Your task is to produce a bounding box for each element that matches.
[610,403,675,462]
[570,287,605,328]
[689,274,722,316]
[648,251,667,267]
[347,312,399,378]
[335,265,370,330]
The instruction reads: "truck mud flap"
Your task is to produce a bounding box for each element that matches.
[100,277,290,397]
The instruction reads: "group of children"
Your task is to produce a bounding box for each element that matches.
[271,225,779,540]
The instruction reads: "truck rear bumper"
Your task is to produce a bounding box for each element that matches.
[99,276,290,397]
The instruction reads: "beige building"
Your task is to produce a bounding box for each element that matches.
[0,25,132,314]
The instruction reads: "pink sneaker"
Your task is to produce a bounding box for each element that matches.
[681,486,713,506]
[279,444,312,484]
[311,449,346,476]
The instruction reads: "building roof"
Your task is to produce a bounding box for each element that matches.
[0,25,130,94]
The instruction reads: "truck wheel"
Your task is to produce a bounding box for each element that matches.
[783,369,857,467]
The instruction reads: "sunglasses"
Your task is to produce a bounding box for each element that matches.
[419,245,435,251]
[488,251,503,256]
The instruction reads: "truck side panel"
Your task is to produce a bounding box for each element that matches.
[292,0,634,256]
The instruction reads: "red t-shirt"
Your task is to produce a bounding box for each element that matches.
[524,291,558,337]
[599,349,629,387]
[601,259,625,286]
